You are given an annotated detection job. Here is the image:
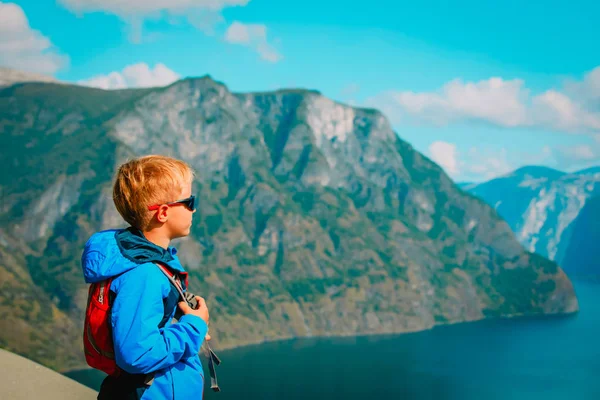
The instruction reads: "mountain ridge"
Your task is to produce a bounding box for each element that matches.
[462,164,600,267]
[0,76,578,372]
[0,67,60,88]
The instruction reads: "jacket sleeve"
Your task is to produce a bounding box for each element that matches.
[110,264,208,375]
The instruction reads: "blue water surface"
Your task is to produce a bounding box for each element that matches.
[67,279,600,400]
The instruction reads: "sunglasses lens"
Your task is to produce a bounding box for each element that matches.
[187,195,196,211]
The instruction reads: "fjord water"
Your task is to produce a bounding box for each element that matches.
[67,279,600,399]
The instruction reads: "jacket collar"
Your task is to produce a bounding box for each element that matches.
[115,227,177,265]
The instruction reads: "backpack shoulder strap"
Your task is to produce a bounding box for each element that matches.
[154,263,221,392]
[154,262,186,301]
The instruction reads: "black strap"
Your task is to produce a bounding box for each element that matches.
[155,263,222,392]
[98,371,149,400]
[207,346,221,392]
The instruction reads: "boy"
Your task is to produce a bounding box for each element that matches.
[81,154,210,399]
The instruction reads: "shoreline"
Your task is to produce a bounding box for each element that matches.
[61,307,578,374]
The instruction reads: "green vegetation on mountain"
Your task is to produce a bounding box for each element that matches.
[0,77,578,372]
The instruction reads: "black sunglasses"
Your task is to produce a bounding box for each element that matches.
[148,195,196,212]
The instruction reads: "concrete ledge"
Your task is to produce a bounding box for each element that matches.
[0,349,98,400]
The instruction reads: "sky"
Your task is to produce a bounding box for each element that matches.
[1,0,599,182]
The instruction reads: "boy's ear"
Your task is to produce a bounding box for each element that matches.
[156,205,169,223]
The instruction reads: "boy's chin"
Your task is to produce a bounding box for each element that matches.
[175,227,191,238]
[169,231,190,240]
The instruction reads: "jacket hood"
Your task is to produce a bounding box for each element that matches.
[81,227,184,283]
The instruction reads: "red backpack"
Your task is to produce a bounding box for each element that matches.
[82,262,186,377]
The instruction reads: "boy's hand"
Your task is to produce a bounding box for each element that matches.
[178,296,209,325]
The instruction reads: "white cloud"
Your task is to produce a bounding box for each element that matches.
[79,62,179,89]
[564,144,598,160]
[429,141,459,176]
[537,143,600,173]
[58,0,250,42]
[392,78,529,127]
[224,20,257,43]
[428,141,514,181]
[58,0,249,15]
[465,147,512,179]
[514,143,599,176]
[0,2,68,74]
[564,66,600,104]
[531,90,600,132]
[558,144,596,161]
[58,1,283,60]
[224,21,282,62]
[368,65,600,136]
[185,9,225,36]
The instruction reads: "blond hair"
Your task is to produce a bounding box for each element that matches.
[113,155,195,230]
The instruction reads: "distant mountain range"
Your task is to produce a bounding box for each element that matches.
[460,165,600,277]
[0,73,577,372]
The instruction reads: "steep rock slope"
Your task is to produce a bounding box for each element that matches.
[0,78,578,371]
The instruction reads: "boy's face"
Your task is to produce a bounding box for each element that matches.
[165,180,196,239]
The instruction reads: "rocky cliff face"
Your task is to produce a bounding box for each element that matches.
[0,78,578,371]
[462,166,600,265]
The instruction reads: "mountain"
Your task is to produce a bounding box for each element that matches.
[0,77,577,373]
[0,67,60,88]
[575,166,600,176]
[462,165,600,265]
[561,196,600,277]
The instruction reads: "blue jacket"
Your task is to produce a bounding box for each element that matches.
[81,227,208,399]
